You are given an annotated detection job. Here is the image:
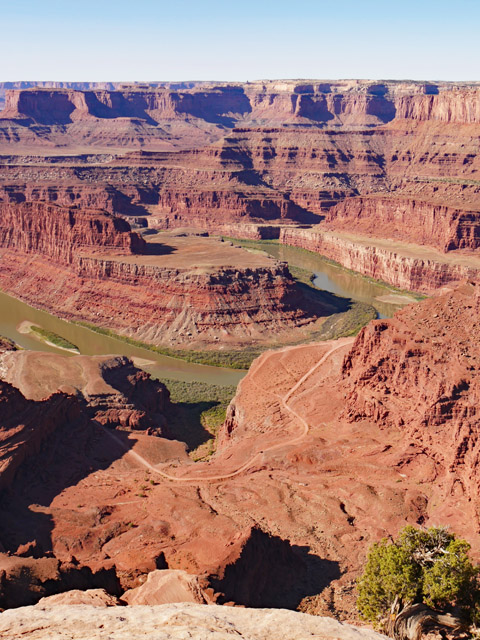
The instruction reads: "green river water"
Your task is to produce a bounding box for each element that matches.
[0,243,417,385]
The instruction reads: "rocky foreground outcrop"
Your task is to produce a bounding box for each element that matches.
[0,603,387,640]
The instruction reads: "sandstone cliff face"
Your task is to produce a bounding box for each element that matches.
[342,282,480,515]
[394,89,480,124]
[3,80,480,258]
[279,226,480,293]
[4,81,479,133]
[0,201,146,263]
[0,251,319,347]
[326,195,480,252]
[153,188,311,227]
[0,200,324,347]
[0,351,171,433]
[1,86,251,126]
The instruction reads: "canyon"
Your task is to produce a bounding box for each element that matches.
[0,201,329,349]
[1,285,479,626]
[1,78,480,639]
[1,80,480,296]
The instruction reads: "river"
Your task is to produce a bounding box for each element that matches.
[0,245,416,385]
[0,291,244,386]
[242,242,418,319]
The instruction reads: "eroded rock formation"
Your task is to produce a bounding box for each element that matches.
[0,201,146,262]
[278,226,480,294]
[0,203,327,347]
[1,80,480,293]
[1,286,480,619]
[342,282,480,514]
[0,351,171,432]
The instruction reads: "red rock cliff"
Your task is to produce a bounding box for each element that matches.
[342,282,480,511]
[0,201,146,263]
[326,195,480,252]
[279,226,480,293]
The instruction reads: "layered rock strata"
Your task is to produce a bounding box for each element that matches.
[1,81,480,296]
[342,282,480,516]
[1,287,480,619]
[326,195,480,252]
[0,202,324,347]
[0,201,146,262]
[279,226,480,293]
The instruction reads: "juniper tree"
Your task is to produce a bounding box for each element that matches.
[357,525,479,640]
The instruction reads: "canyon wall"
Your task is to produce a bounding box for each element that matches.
[342,282,480,516]
[326,196,480,252]
[0,251,317,346]
[3,81,480,130]
[279,226,480,293]
[1,80,480,296]
[0,201,324,347]
[0,201,146,263]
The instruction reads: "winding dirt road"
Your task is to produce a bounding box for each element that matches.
[102,338,353,484]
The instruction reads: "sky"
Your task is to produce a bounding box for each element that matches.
[1,0,479,82]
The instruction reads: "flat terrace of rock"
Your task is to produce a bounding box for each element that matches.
[101,230,279,270]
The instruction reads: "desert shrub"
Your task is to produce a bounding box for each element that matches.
[357,525,479,630]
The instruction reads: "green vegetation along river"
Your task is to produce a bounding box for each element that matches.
[0,290,245,386]
[0,243,418,387]
[232,240,419,319]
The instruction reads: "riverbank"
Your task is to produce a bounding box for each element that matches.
[224,236,421,318]
[0,290,245,386]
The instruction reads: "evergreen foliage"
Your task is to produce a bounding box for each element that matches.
[357,525,479,629]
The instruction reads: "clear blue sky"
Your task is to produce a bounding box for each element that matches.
[1,0,479,81]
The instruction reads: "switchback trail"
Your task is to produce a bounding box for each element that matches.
[101,338,354,484]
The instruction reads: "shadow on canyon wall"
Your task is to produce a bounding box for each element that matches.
[211,528,341,609]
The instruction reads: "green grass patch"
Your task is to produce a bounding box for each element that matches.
[158,378,237,461]
[75,322,257,369]
[30,326,79,351]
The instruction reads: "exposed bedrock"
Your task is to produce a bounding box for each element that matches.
[279,226,480,293]
[0,351,171,433]
[2,80,480,248]
[2,287,480,617]
[342,282,480,514]
[210,527,340,609]
[0,201,325,346]
[0,603,389,640]
[0,252,320,346]
[0,380,85,493]
[326,195,480,252]
[152,188,317,227]
[2,80,480,134]
[0,553,121,609]
[0,201,146,263]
